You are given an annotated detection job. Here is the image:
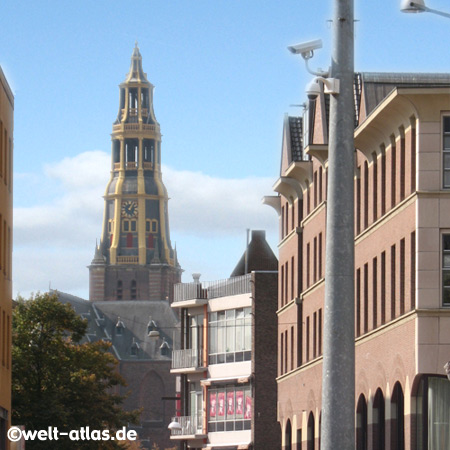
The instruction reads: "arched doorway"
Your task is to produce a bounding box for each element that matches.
[307,412,315,450]
[285,419,292,450]
[391,382,405,450]
[373,389,385,450]
[356,394,368,450]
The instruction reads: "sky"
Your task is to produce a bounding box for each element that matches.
[2,0,450,300]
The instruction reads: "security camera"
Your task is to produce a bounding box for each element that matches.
[287,39,323,58]
[305,76,340,100]
[305,78,322,100]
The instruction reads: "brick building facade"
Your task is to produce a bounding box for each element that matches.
[0,66,13,450]
[169,230,280,450]
[265,73,450,449]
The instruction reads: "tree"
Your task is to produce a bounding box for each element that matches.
[12,292,139,449]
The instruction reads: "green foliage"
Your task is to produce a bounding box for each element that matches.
[12,292,139,449]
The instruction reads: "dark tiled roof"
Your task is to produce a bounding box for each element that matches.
[230,230,278,277]
[357,72,450,119]
[288,116,303,162]
[56,291,180,361]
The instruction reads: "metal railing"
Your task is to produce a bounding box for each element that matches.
[172,348,203,370]
[169,414,203,437]
[112,123,160,133]
[173,273,251,303]
[117,256,139,264]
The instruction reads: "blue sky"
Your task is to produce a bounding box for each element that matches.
[2,1,449,299]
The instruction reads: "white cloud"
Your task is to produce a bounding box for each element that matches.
[13,150,278,299]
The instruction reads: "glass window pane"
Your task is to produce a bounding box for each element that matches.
[444,171,450,188]
[236,308,244,319]
[444,136,450,150]
[218,323,226,354]
[443,271,450,287]
[444,235,450,251]
[226,309,235,319]
[444,116,450,132]
[209,323,217,354]
[443,288,450,305]
[427,377,450,448]
[443,255,450,267]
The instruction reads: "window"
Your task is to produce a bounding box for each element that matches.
[381,251,386,324]
[208,308,251,364]
[208,384,252,432]
[356,268,361,337]
[411,122,416,193]
[415,376,450,450]
[391,136,397,208]
[400,238,405,315]
[306,316,310,361]
[373,257,378,329]
[373,153,378,222]
[189,382,203,434]
[364,161,369,229]
[381,147,386,215]
[117,280,123,300]
[356,168,361,235]
[391,244,396,319]
[443,117,450,188]
[364,263,368,333]
[400,127,406,201]
[411,231,416,310]
[442,234,450,306]
[131,280,137,300]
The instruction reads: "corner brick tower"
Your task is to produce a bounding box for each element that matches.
[89,44,182,302]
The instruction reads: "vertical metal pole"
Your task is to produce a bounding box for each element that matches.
[321,0,355,449]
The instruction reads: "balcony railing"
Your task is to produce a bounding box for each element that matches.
[173,273,251,303]
[169,414,203,437]
[117,256,139,264]
[172,348,203,370]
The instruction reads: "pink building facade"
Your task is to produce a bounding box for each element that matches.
[266,73,450,450]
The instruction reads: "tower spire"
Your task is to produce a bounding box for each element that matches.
[89,46,182,302]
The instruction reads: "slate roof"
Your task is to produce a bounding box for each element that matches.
[55,291,180,361]
[230,230,278,277]
[288,116,303,162]
[356,72,450,122]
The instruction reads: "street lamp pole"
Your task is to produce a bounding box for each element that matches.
[321,0,355,448]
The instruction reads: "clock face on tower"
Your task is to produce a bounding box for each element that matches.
[122,200,138,218]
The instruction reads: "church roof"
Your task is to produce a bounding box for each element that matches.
[55,291,180,361]
[230,230,278,277]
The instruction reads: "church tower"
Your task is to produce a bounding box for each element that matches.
[89,44,182,302]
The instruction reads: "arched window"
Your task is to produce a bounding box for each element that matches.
[307,412,315,450]
[356,394,368,450]
[373,389,385,450]
[285,419,292,450]
[391,382,405,450]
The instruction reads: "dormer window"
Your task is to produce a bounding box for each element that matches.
[160,338,171,357]
[115,317,125,336]
[130,338,140,356]
[147,317,158,335]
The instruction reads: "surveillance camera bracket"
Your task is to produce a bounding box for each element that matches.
[304,55,330,78]
[315,76,340,95]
